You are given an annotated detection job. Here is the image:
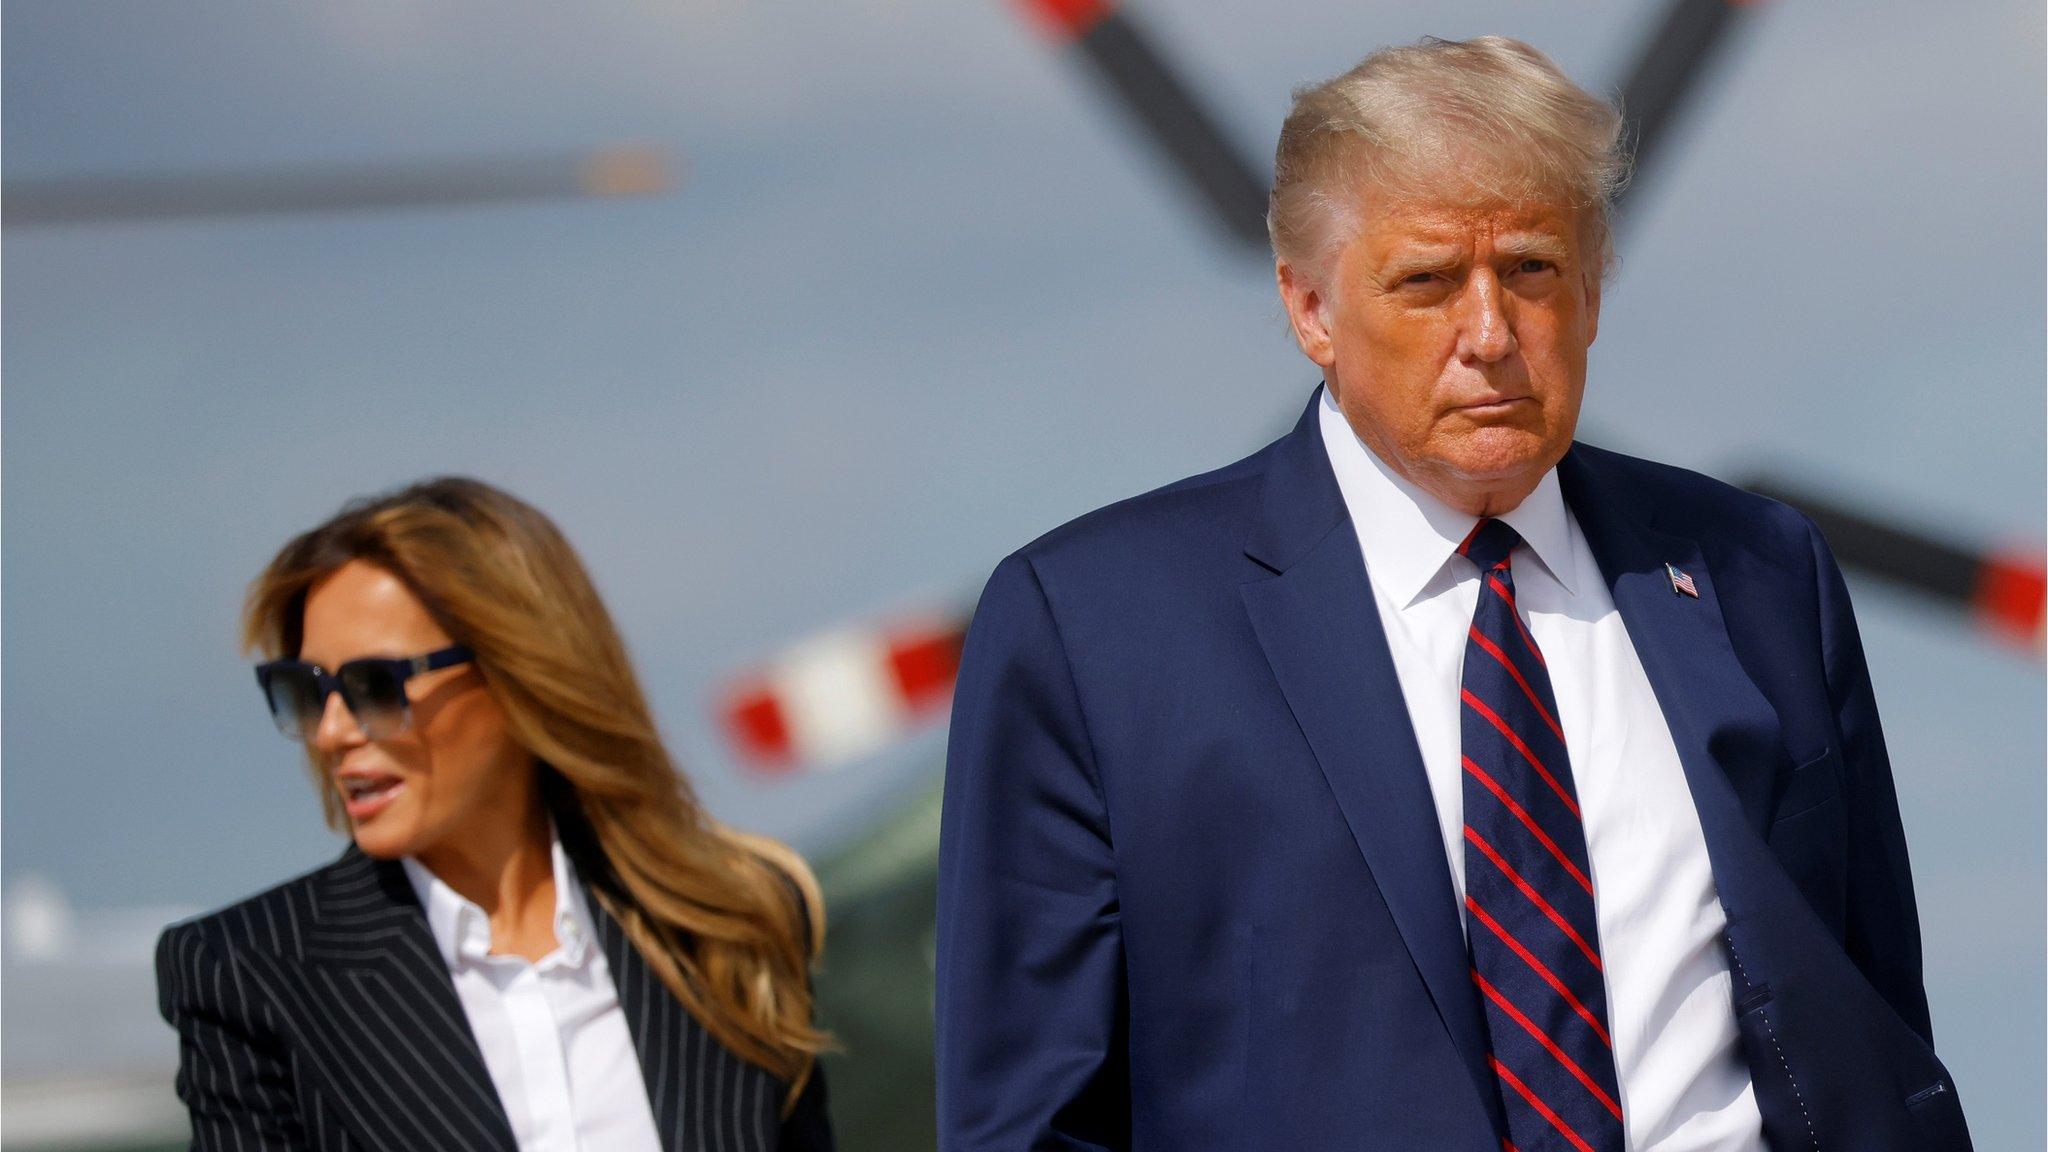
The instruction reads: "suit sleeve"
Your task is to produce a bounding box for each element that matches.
[936,553,1129,1152]
[1807,518,1935,1046]
[156,922,307,1151]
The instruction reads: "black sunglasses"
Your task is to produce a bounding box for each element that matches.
[254,645,475,740]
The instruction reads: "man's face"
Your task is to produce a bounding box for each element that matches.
[1280,190,1601,516]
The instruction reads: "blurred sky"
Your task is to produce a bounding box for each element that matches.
[4,0,2043,1141]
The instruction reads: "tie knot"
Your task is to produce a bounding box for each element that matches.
[1460,518,1522,574]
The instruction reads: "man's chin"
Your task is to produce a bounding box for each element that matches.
[1438,433,1563,486]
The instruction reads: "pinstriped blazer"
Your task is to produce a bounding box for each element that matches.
[155,845,832,1152]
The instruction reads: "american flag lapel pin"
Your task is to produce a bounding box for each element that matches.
[1667,563,1700,598]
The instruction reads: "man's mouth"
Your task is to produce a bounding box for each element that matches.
[1453,396,1534,416]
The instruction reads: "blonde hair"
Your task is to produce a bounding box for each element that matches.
[1268,35,1627,284]
[244,477,828,1107]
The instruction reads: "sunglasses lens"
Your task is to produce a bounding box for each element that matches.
[338,662,411,739]
[260,666,323,739]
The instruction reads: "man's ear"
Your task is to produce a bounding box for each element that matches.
[1277,259,1337,368]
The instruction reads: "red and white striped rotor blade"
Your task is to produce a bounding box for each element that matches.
[719,614,968,774]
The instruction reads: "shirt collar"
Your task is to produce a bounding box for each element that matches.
[1316,384,1579,608]
[401,824,595,970]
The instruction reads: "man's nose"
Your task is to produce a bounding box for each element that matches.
[311,689,367,753]
[1455,270,1517,364]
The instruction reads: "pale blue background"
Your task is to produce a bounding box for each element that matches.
[5,1,2042,1143]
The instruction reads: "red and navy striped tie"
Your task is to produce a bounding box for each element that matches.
[1459,518,1625,1152]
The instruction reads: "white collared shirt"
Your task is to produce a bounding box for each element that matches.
[1318,387,1766,1152]
[403,837,663,1152]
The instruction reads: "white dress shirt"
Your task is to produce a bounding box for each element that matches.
[1318,387,1766,1152]
[403,837,663,1152]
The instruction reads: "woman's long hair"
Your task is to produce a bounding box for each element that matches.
[243,477,828,1104]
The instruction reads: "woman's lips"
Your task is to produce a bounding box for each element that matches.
[339,774,406,822]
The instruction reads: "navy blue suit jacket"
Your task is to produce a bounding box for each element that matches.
[936,391,1971,1151]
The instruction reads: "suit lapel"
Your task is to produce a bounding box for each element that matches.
[294,847,518,1152]
[1557,449,1847,1147]
[1240,392,1506,1141]
[592,900,782,1152]
[1235,403,1806,1143]
[1558,448,1787,911]
[595,902,698,1151]
[284,847,783,1152]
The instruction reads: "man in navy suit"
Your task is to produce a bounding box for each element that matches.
[936,36,1971,1152]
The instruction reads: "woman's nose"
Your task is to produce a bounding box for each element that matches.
[310,689,366,752]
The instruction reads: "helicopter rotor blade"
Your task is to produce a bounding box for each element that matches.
[1013,0,1768,251]
[1015,0,1270,254]
[3,144,677,227]
[1742,476,2046,652]
[1612,0,1762,215]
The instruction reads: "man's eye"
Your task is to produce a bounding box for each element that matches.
[1401,273,1440,287]
[1514,259,1555,275]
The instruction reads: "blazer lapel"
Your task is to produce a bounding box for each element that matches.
[593,897,782,1147]
[1558,447,1788,911]
[295,847,518,1152]
[594,903,699,1151]
[1239,391,1506,1141]
[593,901,782,1152]
[1558,449,1864,1150]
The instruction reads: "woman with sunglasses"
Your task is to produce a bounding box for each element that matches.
[155,477,833,1152]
